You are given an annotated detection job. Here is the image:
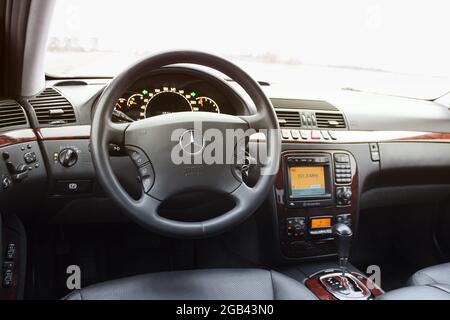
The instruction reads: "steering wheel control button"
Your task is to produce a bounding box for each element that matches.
[138,164,154,193]
[127,147,149,167]
[58,148,78,167]
[56,180,92,195]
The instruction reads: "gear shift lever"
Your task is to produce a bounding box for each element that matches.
[332,223,353,276]
[316,223,372,299]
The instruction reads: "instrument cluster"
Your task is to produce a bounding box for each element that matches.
[113,82,225,122]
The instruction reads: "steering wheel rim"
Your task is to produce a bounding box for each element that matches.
[91,51,280,238]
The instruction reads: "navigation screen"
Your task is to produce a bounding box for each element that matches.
[289,166,326,197]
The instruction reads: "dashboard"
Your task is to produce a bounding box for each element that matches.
[112,71,241,122]
[1,66,450,264]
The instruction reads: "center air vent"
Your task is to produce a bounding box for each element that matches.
[275,110,301,128]
[0,100,28,130]
[28,88,76,126]
[315,112,346,129]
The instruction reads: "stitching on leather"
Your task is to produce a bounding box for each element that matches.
[428,284,450,295]
[269,271,276,300]
[415,271,439,285]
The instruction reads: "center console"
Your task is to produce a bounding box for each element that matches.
[275,150,358,258]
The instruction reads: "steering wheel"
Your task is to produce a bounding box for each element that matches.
[91,51,280,238]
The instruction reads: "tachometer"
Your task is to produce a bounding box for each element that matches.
[194,96,220,113]
[145,87,192,117]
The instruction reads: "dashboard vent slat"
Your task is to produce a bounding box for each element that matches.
[275,110,301,128]
[0,100,28,130]
[271,98,339,111]
[29,88,76,126]
[315,112,346,129]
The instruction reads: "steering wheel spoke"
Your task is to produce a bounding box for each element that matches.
[105,121,129,145]
[239,113,268,131]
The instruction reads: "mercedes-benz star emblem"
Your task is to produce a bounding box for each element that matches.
[179,129,205,155]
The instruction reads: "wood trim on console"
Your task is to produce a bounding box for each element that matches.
[29,126,450,144]
[35,125,91,141]
[281,130,450,144]
[305,272,383,300]
[396,132,450,142]
[0,129,37,148]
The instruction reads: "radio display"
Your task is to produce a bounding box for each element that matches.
[311,217,332,229]
[289,166,326,197]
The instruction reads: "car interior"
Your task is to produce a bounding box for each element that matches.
[1,0,450,301]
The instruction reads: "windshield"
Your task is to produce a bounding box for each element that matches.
[46,0,450,100]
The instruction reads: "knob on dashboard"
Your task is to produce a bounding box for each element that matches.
[343,190,352,200]
[58,148,78,167]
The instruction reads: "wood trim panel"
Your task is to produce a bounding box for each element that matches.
[281,130,450,144]
[35,125,91,140]
[304,276,337,300]
[305,272,383,300]
[0,129,37,148]
[30,126,450,144]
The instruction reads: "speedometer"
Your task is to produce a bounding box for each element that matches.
[144,87,192,117]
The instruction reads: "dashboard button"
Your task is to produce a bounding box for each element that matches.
[335,154,350,163]
[24,152,37,164]
[320,130,331,140]
[291,130,300,140]
[310,130,321,140]
[328,131,337,140]
[55,180,92,194]
[300,130,308,140]
[371,151,380,161]
[281,130,291,140]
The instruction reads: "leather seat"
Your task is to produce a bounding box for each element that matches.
[381,262,450,299]
[63,268,317,300]
[378,286,450,300]
[408,263,450,288]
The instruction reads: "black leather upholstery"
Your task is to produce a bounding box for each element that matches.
[63,268,317,300]
[408,263,450,287]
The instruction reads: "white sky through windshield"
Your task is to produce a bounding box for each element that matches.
[46,0,450,99]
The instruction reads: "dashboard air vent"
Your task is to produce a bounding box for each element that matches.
[271,98,338,111]
[0,100,27,130]
[315,112,346,129]
[29,88,76,126]
[275,110,301,128]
